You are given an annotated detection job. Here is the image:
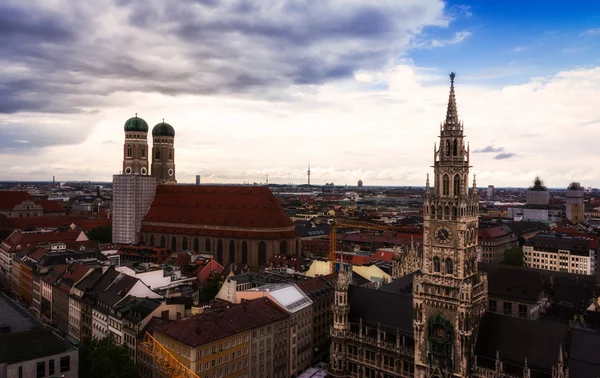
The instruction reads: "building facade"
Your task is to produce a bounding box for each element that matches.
[523,233,595,275]
[151,121,177,185]
[111,175,157,244]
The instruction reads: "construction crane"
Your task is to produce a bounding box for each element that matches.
[328,218,390,273]
[141,332,200,378]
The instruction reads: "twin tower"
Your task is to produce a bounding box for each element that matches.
[122,114,176,184]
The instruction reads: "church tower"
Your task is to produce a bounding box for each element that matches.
[413,73,488,378]
[151,120,177,184]
[122,114,150,176]
[329,266,351,377]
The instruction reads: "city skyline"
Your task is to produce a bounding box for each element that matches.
[2,1,600,187]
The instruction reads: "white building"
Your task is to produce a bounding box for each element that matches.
[111,174,156,244]
[523,234,595,275]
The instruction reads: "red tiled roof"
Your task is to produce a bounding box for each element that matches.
[26,247,48,263]
[351,255,372,266]
[5,216,72,230]
[0,191,33,211]
[373,249,394,262]
[58,263,91,291]
[296,273,337,294]
[3,230,84,252]
[35,200,64,214]
[142,185,296,240]
[479,226,509,240]
[75,218,111,231]
[156,297,288,347]
[42,265,68,284]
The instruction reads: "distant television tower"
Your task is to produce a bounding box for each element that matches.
[307,163,311,186]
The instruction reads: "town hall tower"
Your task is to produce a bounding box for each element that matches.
[413,73,488,377]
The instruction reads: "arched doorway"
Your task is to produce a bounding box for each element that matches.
[258,241,267,266]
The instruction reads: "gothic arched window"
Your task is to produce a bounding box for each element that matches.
[156,150,160,160]
[141,148,145,158]
[454,174,460,196]
[445,140,451,156]
[182,237,188,250]
[171,236,177,251]
[446,258,453,275]
[217,239,223,263]
[229,240,236,263]
[160,235,166,248]
[433,256,441,273]
[280,240,287,255]
[453,139,458,156]
[431,206,436,216]
[169,149,173,160]
[443,175,450,196]
[127,145,132,157]
[193,238,199,252]
[241,241,248,265]
[452,206,457,219]
[258,241,267,266]
[205,238,211,252]
[150,235,155,246]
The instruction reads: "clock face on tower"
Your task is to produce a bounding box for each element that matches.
[434,225,453,244]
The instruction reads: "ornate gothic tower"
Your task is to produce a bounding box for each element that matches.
[151,120,177,184]
[413,73,488,378]
[122,114,150,176]
[330,267,351,377]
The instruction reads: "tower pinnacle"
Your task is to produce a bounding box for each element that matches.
[444,72,460,131]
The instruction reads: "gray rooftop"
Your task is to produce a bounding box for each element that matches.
[0,292,40,333]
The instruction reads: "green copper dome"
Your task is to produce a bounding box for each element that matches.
[124,115,149,132]
[152,121,175,137]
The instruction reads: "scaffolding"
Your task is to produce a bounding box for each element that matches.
[141,332,200,378]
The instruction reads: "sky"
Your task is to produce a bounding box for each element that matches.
[2,0,600,188]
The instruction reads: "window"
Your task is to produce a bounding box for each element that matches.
[37,361,45,378]
[198,364,203,373]
[198,350,203,359]
[205,362,209,370]
[141,147,145,158]
[518,304,528,318]
[445,258,453,275]
[156,150,161,160]
[212,359,216,367]
[60,356,71,373]
[503,302,512,316]
[489,299,497,313]
[433,256,440,273]
[18,366,22,378]
[454,174,460,196]
[212,346,217,354]
[443,175,450,196]
[127,145,132,157]
[49,359,55,375]
[453,139,458,156]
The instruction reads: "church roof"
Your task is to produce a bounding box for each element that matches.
[348,285,413,336]
[568,327,600,377]
[142,185,297,240]
[475,312,567,376]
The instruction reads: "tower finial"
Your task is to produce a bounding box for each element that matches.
[426,172,430,188]
[162,118,165,123]
[444,72,459,131]
[135,112,137,117]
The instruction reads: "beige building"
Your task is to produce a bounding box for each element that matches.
[478,225,518,264]
[523,233,595,275]
[153,298,288,378]
[234,283,313,377]
[565,182,585,224]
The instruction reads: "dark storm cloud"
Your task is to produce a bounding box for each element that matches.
[0,0,445,115]
[494,152,516,160]
[474,145,504,153]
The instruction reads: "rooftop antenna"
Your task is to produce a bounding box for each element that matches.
[307,162,311,186]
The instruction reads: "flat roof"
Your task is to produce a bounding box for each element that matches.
[0,292,40,333]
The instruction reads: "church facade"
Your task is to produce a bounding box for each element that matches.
[328,74,574,378]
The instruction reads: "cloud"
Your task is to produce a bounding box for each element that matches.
[474,145,504,153]
[413,31,472,49]
[101,140,117,145]
[494,152,516,160]
[580,28,600,36]
[512,46,525,52]
[0,0,447,115]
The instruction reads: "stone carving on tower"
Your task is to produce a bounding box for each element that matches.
[392,236,422,279]
[330,266,351,378]
[151,120,177,184]
[413,73,488,378]
[122,114,150,176]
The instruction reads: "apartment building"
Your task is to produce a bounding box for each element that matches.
[523,234,596,275]
[153,298,288,378]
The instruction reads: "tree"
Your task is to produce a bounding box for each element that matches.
[502,246,524,266]
[79,336,139,378]
[199,277,222,303]
[87,226,112,243]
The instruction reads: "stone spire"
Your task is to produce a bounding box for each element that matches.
[444,72,460,131]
